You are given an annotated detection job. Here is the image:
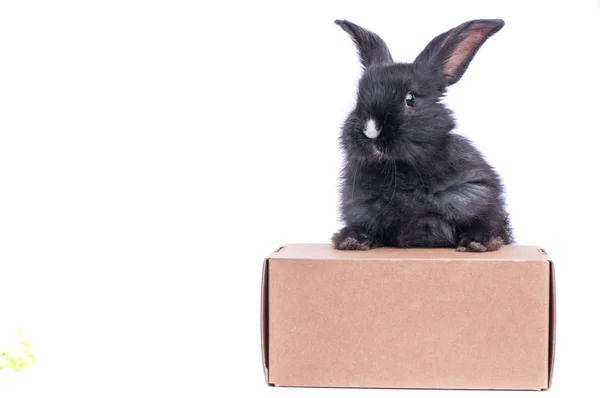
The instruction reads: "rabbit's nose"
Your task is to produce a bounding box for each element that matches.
[364,119,381,139]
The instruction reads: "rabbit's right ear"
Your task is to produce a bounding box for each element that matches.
[414,19,504,86]
[334,20,393,69]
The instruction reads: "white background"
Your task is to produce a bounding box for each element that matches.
[1,0,599,397]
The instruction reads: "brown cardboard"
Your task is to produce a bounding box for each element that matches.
[261,244,555,390]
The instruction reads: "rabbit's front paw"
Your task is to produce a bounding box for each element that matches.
[332,227,379,250]
[457,233,504,252]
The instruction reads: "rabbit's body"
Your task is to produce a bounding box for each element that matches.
[332,19,512,252]
[337,133,512,250]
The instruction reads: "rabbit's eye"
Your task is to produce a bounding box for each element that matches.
[405,92,415,107]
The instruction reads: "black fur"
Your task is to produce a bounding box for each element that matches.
[332,19,513,252]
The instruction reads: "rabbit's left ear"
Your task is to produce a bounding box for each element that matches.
[335,19,393,69]
[414,19,504,86]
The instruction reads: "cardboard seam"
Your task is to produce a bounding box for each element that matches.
[547,259,556,389]
[261,258,271,385]
[262,246,284,386]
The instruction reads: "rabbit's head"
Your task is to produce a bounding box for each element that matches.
[335,19,504,164]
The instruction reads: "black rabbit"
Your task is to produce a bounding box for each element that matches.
[332,19,513,252]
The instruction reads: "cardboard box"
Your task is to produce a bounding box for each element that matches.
[261,244,555,390]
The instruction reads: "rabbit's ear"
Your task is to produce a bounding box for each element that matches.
[335,20,393,69]
[414,19,504,86]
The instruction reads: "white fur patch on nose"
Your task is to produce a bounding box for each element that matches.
[364,119,381,139]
